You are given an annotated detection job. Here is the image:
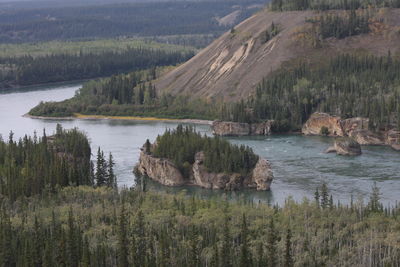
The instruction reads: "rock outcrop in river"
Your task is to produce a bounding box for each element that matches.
[386,130,400,151]
[326,137,362,156]
[303,112,398,150]
[301,112,344,136]
[212,120,274,136]
[137,146,274,191]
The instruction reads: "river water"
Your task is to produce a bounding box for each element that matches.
[1,83,399,206]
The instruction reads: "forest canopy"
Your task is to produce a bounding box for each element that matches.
[0,47,194,88]
[150,125,259,176]
[30,52,400,133]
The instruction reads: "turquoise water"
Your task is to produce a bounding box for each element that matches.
[1,84,399,206]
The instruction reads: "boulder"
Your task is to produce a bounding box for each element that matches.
[341,117,369,135]
[391,144,400,151]
[137,150,185,186]
[348,129,385,145]
[326,137,362,156]
[302,112,344,136]
[212,120,274,136]
[386,130,400,144]
[386,130,400,151]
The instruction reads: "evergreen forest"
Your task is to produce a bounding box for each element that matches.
[150,125,259,177]
[0,125,116,201]
[30,52,400,133]
[0,48,193,88]
[270,0,400,11]
[1,181,399,266]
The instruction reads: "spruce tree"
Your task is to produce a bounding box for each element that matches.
[266,218,277,267]
[284,228,293,267]
[239,214,251,267]
[117,203,129,267]
[96,147,107,186]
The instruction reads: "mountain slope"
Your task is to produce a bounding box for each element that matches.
[155,8,400,101]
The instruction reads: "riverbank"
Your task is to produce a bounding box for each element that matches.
[25,113,213,125]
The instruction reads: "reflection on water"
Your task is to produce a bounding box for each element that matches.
[0,83,399,206]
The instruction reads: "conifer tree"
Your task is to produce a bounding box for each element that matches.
[239,214,251,267]
[284,228,293,267]
[107,152,117,188]
[117,203,129,267]
[96,147,107,186]
[266,218,277,267]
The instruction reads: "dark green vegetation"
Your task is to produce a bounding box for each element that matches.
[308,9,371,39]
[0,47,193,88]
[270,0,400,11]
[31,53,400,133]
[29,67,219,118]
[263,22,280,43]
[151,125,259,176]
[1,182,399,266]
[0,1,264,43]
[0,125,117,201]
[0,125,91,201]
[222,53,400,131]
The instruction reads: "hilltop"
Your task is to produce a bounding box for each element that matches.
[155,8,400,101]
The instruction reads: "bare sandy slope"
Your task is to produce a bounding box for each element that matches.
[155,8,400,101]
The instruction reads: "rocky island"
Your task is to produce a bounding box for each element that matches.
[302,112,400,151]
[136,125,274,190]
[325,137,362,156]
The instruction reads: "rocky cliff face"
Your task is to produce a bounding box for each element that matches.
[303,112,397,149]
[137,147,274,191]
[302,113,344,136]
[340,117,369,135]
[137,150,185,186]
[249,158,274,190]
[212,120,273,136]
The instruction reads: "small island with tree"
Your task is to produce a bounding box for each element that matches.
[136,125,274,190]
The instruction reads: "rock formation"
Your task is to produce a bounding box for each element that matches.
[386,130,400,151]
[212,120,273,136]
[348,130,385,145]
[326,138,362,156]
[137,146,274,191]
[303,112,398,150]
[302,113,344,136]
[137,150,185,186]
[340,117,369,135]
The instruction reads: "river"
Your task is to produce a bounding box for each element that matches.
[1,83,399,206]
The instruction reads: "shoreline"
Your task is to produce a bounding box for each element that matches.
[24,113,213,125]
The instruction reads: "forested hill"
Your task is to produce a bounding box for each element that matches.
[155,7,400,101]
[0,0,265,43]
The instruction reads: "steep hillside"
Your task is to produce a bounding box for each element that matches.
[155,8,400,101]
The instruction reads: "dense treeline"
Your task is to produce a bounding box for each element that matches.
[29,68,220,119]
[0,47,193,88]
[0,125,118,201]
[29,53,400,132]
[270,0,400,11]
[0,125,91,201]
[0,1,263,43]
[309,9,371,39]
[150,125,259,176]
[222,52,400,131]
[0,183,399,266]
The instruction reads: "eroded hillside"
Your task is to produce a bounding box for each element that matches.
[155,8,400,101]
